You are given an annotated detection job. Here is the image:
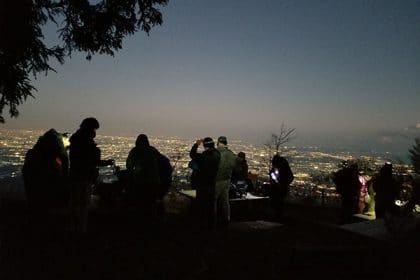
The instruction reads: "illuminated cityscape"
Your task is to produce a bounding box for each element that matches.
[0,129,414,206]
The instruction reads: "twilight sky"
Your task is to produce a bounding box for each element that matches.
[3,0,420,154]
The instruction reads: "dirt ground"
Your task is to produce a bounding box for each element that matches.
[0,195,419,280]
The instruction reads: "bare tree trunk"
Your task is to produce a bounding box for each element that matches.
[264,122,296,173]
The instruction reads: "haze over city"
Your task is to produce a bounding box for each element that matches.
[2,0,420,155]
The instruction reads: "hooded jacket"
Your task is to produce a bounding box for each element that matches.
[126,135,161,187]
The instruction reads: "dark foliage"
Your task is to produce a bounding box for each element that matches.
[0,0,168,122]
[409,138,420,174]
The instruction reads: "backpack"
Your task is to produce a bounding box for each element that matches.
[157,153,173,198]
[22,129,68,206]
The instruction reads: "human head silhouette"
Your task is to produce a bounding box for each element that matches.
[203,137,215,149]
[80,117,99,130]
[238,152,246,160]
[135,134,150,147]
[380,162,393,177]
[217,136,228,146]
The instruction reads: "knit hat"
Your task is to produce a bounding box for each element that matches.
[217,136,228,145]
[203,137,215,148]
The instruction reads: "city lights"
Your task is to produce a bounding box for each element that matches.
[0,129,414,207]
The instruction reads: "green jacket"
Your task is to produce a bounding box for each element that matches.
[216,146,236,182]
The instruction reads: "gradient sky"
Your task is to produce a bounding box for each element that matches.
[3,0,420,153]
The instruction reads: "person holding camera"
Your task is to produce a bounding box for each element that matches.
[269,154,294,222]
[69,117,113,234]
[189,137,221,230]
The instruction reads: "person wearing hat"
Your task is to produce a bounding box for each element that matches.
[215,136,237,226]
[189,137,221,230]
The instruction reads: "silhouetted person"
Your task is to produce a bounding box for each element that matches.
[231,151,253,193]
[189,137,221,230]
[232,152,248,183]
[334,164,361,224]
[156,152,173,217]
[69,118,112,234]
[215,136,236,227]
[188,159,199,190]
[156,152,173,200]
[372,163,400,219]
[22,129,69,230]
[126,134,161,220]
[269,154,294,222]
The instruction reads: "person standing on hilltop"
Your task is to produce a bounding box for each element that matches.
[22,129,69,230]
[69,118,113,234]
[126,134,162,220]
[189,137,221,230]
[188,159,199,190]
[214,136,237,227]
[269,154,294,222]
[333,163,361,224]
[372,162,400,219]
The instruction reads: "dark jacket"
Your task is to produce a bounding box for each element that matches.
[69,128,100,181]
[189,144,220,187]
[22,129,69,207]
[232,157,248,182]
[156,153,173,198]
[270,156,294,197]
[372,169,400,216]
[334,167,361,200]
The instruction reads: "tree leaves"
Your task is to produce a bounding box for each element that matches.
[409,138,420,174]
[0,0,168,122]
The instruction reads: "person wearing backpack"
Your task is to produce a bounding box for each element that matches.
[188,159,199,190]
[126,134,161,220]
[269,154,294,222]
[189,137,221,230]
[155,152,173,219]
[157,153,173,199]
[22,129,69,230]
